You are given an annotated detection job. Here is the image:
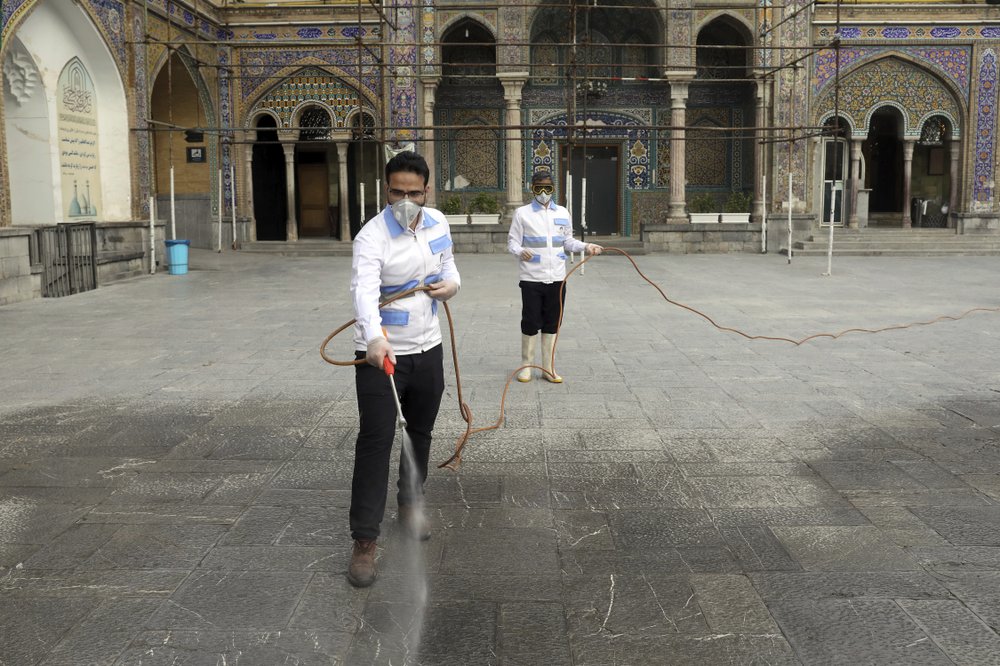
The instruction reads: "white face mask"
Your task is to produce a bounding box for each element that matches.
[391,199,422,227]
[534,192,552,206]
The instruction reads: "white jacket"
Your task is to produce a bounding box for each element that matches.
[351,206,460,354]
[507,200,588,283]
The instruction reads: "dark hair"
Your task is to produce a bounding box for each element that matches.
[531,169,553,185]
[386,151,430,187]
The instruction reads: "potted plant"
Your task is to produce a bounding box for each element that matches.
[439,195,468,224]
[688,192,719,224]
[468,192,502,224]
[721,190,752,224]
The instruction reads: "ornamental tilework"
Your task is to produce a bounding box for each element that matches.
[229,25,362,42]
[655,108,670,189]
[687,108,729,188]
[444,108,501,189]
[421,3,435,73]
[773,0,809,208]
[973,49,996,210]
[134,12,151,216]
[3,0,127,67]
[813,47,970,99]
[528,110,651,189]
[239,49,378,105]
[219,46,233,216]
[390,0,418,140]
[814,57,961,138]
[499,4,522,68]
[732,108,744,191]
[87,0,127,66]
[758,0,774,70]
[668,8,692,68]
[820,25,1000,41]
[1,0,31,36]
[251,69,364,128]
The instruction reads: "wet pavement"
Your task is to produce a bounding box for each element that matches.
[1,248,999,665]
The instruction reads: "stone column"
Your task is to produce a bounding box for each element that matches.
[241,131,257,241]
[848,140,862,228]
[499,73,529,219]
[948,140,960,226]
[902,139,915,228]
[337,142,351,240]
[752,77,768,223]
[668,79,691,223]
[281,142,298,241]
[420,76,441,206]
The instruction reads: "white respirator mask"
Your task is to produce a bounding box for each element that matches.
[534,192,552,206]
[391,199,422,227]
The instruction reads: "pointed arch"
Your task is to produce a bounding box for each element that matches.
[240,58,379,115]
[3,0,131,223]
[814,55,964,140]
[243,63,378,129]
[439,13,499,41]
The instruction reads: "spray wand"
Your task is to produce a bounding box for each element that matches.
[382,357,407,429]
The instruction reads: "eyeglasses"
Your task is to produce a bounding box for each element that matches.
[388,188,426,199]
[531,185,554,195]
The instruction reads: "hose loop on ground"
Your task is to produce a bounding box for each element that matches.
[322,249,1000,469]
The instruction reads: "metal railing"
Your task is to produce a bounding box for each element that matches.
[34,224,98,298]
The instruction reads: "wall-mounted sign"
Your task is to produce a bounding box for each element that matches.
[58,58,102,220]
[187,146,206,163]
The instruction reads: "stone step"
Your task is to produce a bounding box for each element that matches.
[795,241,1000,251]
[781,247,1000,257]
[241,241,353,257]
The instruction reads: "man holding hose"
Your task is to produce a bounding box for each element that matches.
[508,169,602,383]
[348,151,460,587]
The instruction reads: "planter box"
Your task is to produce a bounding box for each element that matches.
[689,213,720,224]
[444,214,469,225]
[720,213,750,224]
[469,213,502,224]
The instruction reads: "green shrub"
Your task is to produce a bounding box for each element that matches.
[468,192,500,215]
[440,195,463,215]
[723,190,753,214]
[688,192,717,214]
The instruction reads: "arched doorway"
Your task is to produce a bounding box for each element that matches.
[863,107,905,224]
[821,116,850,226]
[295,105,334,238]
[912,115,953,227]
[251,115,287,240]
[151,52,212,244]
[436,18,503,198]
[688,16,755,207]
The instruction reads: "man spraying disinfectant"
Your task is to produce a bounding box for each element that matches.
[347,151,460,587]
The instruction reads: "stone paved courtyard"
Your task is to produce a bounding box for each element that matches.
[1,249,1000,665]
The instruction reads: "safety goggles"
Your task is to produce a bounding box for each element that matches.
[531,185,554,195]
[388,188,426,199]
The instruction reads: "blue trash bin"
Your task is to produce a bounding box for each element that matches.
[165,239,190,275]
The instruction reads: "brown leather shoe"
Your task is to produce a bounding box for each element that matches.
[347,539,377,587]
[398,504,431,541]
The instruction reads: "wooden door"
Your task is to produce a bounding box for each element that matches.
[560,144,620,236]
[297,162,330,237]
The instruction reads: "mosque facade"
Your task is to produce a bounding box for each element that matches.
[1,0,997,299]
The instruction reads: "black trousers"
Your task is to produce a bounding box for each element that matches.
[519,280,566,336]
[350,344,444,541]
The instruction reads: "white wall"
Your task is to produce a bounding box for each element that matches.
[3,38,54,225]
[4,0,132,223]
